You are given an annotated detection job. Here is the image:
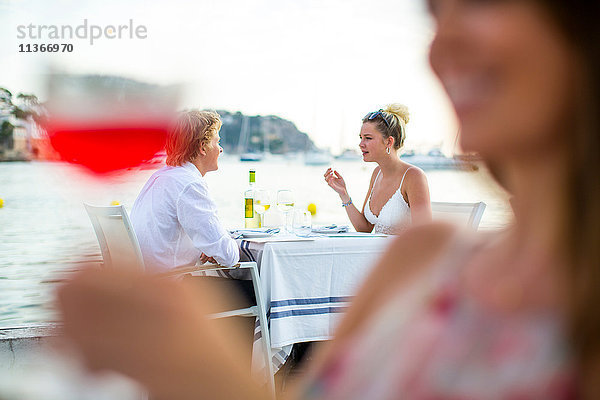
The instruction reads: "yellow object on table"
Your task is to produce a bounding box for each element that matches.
[307,203,317,216]
[110,200,120,206]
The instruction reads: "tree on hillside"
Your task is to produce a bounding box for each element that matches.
[14,93,45,123]
[0,87,14,114]
[16,93,39,106]
[0,88,46,123]
[0,120,14,149]
[0,88,46,154]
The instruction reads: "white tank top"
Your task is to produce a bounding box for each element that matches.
[364,168,412,234]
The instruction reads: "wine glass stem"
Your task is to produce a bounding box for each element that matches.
[284,211,290,233]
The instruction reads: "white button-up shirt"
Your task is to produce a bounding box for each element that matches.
[130,162,239,271]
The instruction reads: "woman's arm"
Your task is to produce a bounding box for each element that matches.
[324,168,374,233]
[288,223,457,399]
[342,167,377,233]
[404,167,432,225]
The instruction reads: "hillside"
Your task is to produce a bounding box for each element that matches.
[217,110,315,154]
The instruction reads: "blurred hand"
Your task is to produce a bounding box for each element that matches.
[57,268,263,400]
[324,168,349,198]
[199,253,217,264]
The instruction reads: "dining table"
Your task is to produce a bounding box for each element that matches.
[234,232,393,375]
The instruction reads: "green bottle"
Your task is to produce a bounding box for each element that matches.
[244,170,261,228]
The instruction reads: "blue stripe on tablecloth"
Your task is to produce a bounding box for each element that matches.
[270,306,348,319]
[253,319,262,342]
[270,296,353,308]
[239,240,250,260]
[240,240,256,262]
[222,269,236,279]
[273,349,289,369]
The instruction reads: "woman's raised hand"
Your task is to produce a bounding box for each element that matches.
[324,168,348,198]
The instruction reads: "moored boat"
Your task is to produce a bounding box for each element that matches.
[401,149,478,170]
[304,150,332,166]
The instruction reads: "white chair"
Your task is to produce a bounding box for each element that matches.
[83,203,275,397]
[84,203,145,270]
[199,263,275,398]
[431,201,486,229]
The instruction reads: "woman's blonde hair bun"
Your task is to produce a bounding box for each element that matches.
[383,103,410,125]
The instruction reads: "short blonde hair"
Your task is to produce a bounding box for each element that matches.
[166,110,222,166]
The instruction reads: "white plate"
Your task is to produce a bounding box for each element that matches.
[326,233,388,237]
[241,236,315,243]
[240,232,273,238]
[311,228,349,234]
[312,230,338,234]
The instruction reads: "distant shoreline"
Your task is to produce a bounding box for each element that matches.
[0,157,29,162]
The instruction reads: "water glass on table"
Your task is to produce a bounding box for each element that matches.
[276,189,294,232]
[292,210,312,237]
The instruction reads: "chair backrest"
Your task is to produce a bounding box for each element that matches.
[431,201,486,230]
[84,203,145,271]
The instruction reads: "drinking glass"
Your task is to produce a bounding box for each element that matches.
[292,210,312,237]
[276,190,295,232]
[254,190,270,228]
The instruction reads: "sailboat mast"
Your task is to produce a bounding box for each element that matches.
[237,115,250,154]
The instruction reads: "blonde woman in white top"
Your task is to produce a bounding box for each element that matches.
[325,104,431,234]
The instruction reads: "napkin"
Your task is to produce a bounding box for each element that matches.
[311,224,350,234]
[230,228,280,239]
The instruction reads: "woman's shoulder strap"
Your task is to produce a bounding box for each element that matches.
[399,166,415,191]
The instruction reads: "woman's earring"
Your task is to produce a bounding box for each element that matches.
[386,147,391,155]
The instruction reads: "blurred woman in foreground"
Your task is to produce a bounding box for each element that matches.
[58,0,600,398]
[324,104,431,234]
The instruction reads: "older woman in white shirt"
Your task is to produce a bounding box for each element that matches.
[131,110,238,271]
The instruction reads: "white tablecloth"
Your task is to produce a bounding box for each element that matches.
[238,235,391,372]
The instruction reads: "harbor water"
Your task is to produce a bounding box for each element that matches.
[0,157,512,328]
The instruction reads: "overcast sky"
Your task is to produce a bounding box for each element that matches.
[1,0,459,153]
